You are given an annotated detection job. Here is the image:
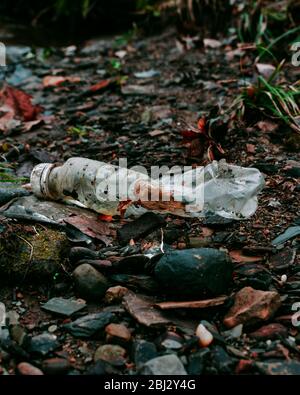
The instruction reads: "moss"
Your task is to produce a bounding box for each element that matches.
[0,226,70,284]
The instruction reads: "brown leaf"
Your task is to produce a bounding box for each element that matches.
[64,215,112,244]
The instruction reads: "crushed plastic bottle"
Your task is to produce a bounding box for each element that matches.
[30,157,265,219]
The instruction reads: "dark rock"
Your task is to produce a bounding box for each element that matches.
[76,259,112,272]
[73,264,109,301]
[117,212,165,245]
[269,248,296,271]
[234,263,272,290]
[187,349,210,375]
[155,248,233,297]
[42,297,86,317]
[85,360,118,375]
[133,340,158,369]
[94,344,126,366]
[210,345,236,374]
[256,361,300,375]
[27,333,60,356]
[164,228,183,244]
[64,312,115,338]
[285,167,300,178]
[114,255,150,274]
[253,163,278,175]
[110,274,159,293]
[202,214,235,228]
[140,354,187,375]
[69,247,99,263]
[42,358,71,375]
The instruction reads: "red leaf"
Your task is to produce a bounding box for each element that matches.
[197,117,206,132]
[0,85,42,133]
[43,75,81,87]
[98,214,113,222]
[1,85,41,122]
[89,79,111,93]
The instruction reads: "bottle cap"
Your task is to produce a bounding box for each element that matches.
[30,163,58,199]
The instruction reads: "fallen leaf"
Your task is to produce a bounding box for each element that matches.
[0,85,42,133]
[43,76,81,87]
[64,215,112,244]
[89,79,112,93]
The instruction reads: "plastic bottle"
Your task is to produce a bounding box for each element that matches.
[30,157,264,219]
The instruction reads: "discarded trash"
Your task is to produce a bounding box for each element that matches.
[30,157,264,220]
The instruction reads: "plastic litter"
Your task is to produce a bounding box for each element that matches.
[30,157,265,219]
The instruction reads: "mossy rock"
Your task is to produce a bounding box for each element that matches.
[0,226,70,283]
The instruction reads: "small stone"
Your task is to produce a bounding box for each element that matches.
[48,325,58,333]
[133,340,158,369]
[222,324,243,339]
[10,325,27,346]
[187,349,210,375]
[28,333,60,356]
[42,358,71,375]
[249,323,288,340]
[69,247,99,263]
[64,312,115,338]
[17,362,44,375]
[6,310,19,326]
[42,297,86,317]
[94,344,126,366]
[155,248,233,297]
[73,264,109,301]
[202,215,234,228]
[140,354,187,375]
[105,323,131,344]
[223,287,281,328]
[210,345,236,374]
[104,286,129,304]
[269,248,296,271]
[195,324,214,347]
